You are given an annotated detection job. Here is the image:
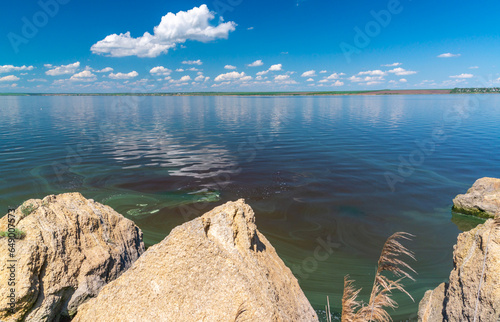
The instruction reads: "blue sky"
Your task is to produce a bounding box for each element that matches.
[1,0,500,92]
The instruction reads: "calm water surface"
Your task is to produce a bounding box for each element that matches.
[1,95,499,320]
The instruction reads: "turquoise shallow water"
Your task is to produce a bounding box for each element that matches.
[1,95,499,320]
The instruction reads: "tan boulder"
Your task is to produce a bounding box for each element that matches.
[74,199,318,322]
[453,177,500,218]
[418,218,500,321]
[0,193,145,321]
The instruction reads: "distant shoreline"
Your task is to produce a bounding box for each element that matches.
[1,89,499,97]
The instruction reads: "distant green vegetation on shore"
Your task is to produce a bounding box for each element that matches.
[451,87,500,93]
[0,90,380,97]
[2,88,499,96]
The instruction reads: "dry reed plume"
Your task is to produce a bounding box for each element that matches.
[326,232,416,322]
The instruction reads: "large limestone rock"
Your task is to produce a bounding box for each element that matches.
[418,218,500,321]
[0,193,145,321]
[453,177,500,218]
[74,199,318,322]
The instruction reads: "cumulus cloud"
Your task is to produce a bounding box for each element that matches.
[388,67,417,76]
[269,64,282,71]
[256,64,283,76]
[274,75,290,81]
[109,71,139,79]
[247,60,264,67]
[182,60,203,65]
[150,66,172,75]
[214,71,250,82]
[348,76,363,82]
[358,70,387,76]
[450,73,473,79]
[91,5,236,58]
[0,75,20,82]
[382,62,402,67]
[301,70,316,77]
[0,65,34,73]
[399,78,407,83]
[438,53,461,58]
[319,70,327,74]
[194,75,209,82]
[326,73,342,80]
[224,65,237,70]
[179,75,192,82]
[95,67,114,73]
[70,71,97,82]
[306,78,314,82]
[45,62,80,76]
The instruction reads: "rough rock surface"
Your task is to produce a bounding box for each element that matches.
[418,218,500,321]
[453,177,500,218]
[0,193,144,321]
[74,199,318,322]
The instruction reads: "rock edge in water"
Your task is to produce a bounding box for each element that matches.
[418,217,500,321]
[452,177,500,218]
[74,199,319,322]
[0,192,145,321]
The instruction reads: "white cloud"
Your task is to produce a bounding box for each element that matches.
[95,67,114,73]
[274,75,290,81]
[224,65,237,70]
[109,71,139,79]
[399,78,407,83]
[28,78,47,82]
[247,27,254,30]
[382,62,402,67]
[45,62,80,76]
[348,76,363,82]
[269,64,282,71]
[176,68,184,72]
[247,60,264,67]
[332,80,344,86]
[0,75,20,82]
[179,75,191,82]
[195,75,206,81]
[70,71,97,82]
[319,70,327,74]
[469,66,479,69]
[388,67,417,76]
[187,67,199,71]
[366,81,382,86]
[257,63,283,75]
[215,71,249,82]
[326,73,341,80]
[306,78,314,82]
[150,66,172,75]
[182,60,203,65]
[301,70,316,77]
[0,65,34,73]
[450,73,473,79]
[358,70,387,76]
[438,53,461,58]
[91,5,236,58]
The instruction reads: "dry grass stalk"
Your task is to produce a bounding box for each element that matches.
[341,275,362,322]
[336,232,416,322]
